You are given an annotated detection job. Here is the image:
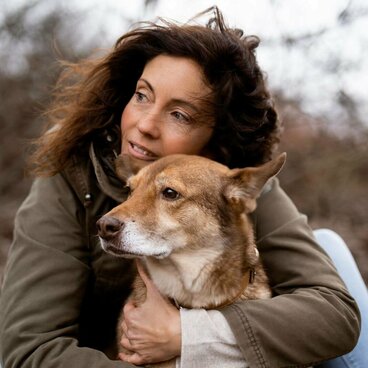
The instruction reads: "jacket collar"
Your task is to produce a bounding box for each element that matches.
[89,126,128,203]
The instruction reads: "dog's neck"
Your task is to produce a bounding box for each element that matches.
[144,243,256,309]
[180,268,256,309]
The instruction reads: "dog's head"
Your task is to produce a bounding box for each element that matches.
[97,153,286,259]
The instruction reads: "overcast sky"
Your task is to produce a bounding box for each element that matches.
[3,0,368,126]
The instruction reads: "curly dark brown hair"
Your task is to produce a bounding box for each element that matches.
[30,6,280,175]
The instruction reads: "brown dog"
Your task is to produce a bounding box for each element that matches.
[97,153,286,367]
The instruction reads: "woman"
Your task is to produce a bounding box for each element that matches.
[0,6,361,368]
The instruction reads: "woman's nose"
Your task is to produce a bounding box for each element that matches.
[136,112,161,138]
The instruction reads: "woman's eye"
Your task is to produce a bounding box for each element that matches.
[135,91,147,103]
[162,187,181,201]
[171,111,190,123]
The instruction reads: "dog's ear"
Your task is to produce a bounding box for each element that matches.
[114,154,136,183]
[225,153,286,213]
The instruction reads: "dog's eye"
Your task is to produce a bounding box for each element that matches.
[162,187,181,201]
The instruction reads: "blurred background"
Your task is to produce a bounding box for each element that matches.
[0,0,367,285]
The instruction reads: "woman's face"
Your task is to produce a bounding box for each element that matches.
[120,55,214,170]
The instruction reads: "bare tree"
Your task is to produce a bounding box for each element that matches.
[0,1,92,278]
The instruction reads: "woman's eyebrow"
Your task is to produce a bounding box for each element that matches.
[170,98,200,113]
[138,78,201,113]
[139,78,154,92]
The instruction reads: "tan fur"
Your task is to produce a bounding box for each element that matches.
[97,153,286,367]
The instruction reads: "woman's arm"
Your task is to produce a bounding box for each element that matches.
[0,175,132,368]
[221,178,360,367]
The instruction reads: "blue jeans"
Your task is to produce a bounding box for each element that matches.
[314,229,368,368]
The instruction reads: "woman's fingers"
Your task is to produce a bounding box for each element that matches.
[118,352,145,366]
[117,260,182,364]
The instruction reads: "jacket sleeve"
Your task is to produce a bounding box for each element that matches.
[221,178,361,367]
[0,175,132,368]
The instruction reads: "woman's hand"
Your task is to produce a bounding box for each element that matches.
[118,260,182,365]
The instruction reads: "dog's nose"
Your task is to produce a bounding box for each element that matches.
[96,216,123,239]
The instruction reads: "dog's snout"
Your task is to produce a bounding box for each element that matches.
[97,216,123,239]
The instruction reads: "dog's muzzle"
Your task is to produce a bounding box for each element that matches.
[97,216,142,258]
[97,216,123,240]
[97,216,127,256]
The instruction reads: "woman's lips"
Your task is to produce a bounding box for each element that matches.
[128,141,159,160]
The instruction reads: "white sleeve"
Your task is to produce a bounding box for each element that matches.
[176,308,248,368]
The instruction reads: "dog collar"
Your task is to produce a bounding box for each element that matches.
[212,268,256,309]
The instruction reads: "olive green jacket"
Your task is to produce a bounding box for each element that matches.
[0,132,360,368]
